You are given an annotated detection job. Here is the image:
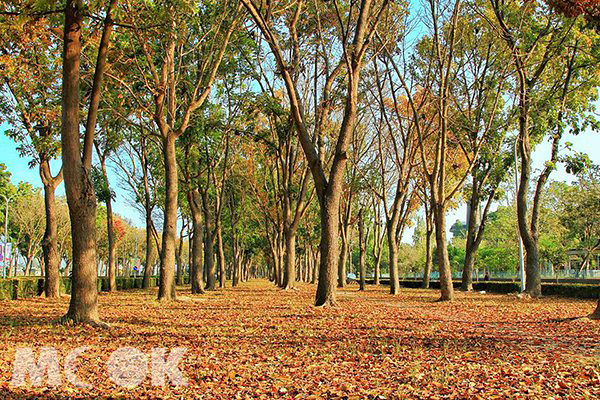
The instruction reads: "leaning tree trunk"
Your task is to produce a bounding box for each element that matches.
[42,180,61,298]
[158,133,178,301]
[433,203,454,301]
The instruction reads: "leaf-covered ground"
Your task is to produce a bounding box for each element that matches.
[1,281,599,399]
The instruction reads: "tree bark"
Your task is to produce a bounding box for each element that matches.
[423,228,432,288]
[358,209,366,291]
[176,222,185,285]
[422,200,434,288]
[217,224,226,288]
[387,222,400,295]
[99,157,117,292]
[315,194,341,306]
[461,184,479,291]
[283,229,296,289]
[41,164,61,298]
[202,189,217,291]
[338,225,348,288]
[433,203,454,300]
[188,190,205,294]
[157,133,178,301]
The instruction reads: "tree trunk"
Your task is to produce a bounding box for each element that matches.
[338,226,348,288]
[141,136,154,289]
[142,207,154,289]
[188,191,205,294]
[217,225,226,288]
[61,0,104,325]
[105,179,117,292]
[232,248,240,287]
[315,194,340,306]
[516,115,542,297]
[176,223,185,286]
[433,203,454,301]
[283,229,296,289]
[422,226,433,289]
[41,178,61,298]
[204,235,216,290]
[158,133,177,301]
[387,223,400,295]
[358,209,366,291]
[310,247,317,284]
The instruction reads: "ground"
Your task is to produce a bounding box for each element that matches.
[0,281,599,399]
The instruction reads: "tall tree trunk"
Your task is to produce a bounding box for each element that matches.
[217,225,226,288]
[232,248,240,287]
[422,226,433,289]
[338,225,348,288]
[41,177,61,298]
[461,185,479,291]
[358,209,366,291]
[142,207,154,289]
[516,95,542,297]
[158,133,177,301]
[100,158,117,292]
[61,0,114,325]
[188,191,204,294]
[176,223,185,285]
[141,136,154,289]
[204,233,216,290]
[310,247,317,284]
[433,203,454,300]
[373,224,382,286]
[387,222,400,295]
[283,229,296,289]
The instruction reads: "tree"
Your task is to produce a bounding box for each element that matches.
[60,0,117,325]
[487,0,600,296]
[10,183,45,275]
[112,126,162,289]
[241,0,393,306]
[113,1,242,301]
[93,131,120,292]
[0,8,63,297]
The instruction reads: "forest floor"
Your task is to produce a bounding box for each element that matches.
[0,280,599,399]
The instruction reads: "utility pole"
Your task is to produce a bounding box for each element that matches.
[514,139,525,292]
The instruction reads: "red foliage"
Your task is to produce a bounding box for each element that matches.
[547,0,600,24]
[112,217,126,242]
